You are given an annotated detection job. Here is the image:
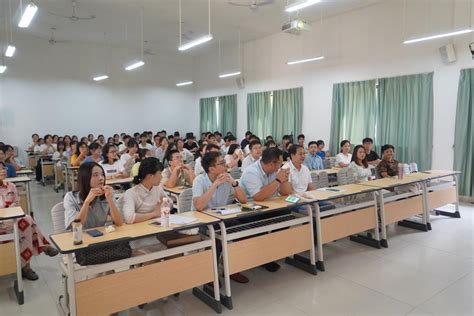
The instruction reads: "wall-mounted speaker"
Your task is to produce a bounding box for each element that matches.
[236,77,245,89]
[439,43,457,64]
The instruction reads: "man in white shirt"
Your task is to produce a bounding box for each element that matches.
[176,139,194,164]
[242,135,260,156]
[214,131,225,148]
[241,140,262,171]
[282,144,314,193]
[222,135,237,155]
[139,133,153,150]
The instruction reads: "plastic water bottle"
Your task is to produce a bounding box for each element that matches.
[397,163,404,179]
[72,219,83,245]
[160,197,171,228]
[403,163,410,175]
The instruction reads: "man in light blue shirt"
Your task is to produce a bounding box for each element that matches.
[239,147,292,273]
[191,151,249,284]
[304,141,324,170]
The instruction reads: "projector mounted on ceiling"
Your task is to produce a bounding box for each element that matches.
[282,19,312,35]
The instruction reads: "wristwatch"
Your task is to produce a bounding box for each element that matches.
[275,178,282,184]
[232,181,239,188]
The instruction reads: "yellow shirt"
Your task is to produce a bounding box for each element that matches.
[130,162,141,178]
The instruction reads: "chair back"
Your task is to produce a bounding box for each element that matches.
[51,202,66,234]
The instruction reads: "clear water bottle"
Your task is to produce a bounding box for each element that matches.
[160,197,171,228]
[72,219,83,245]
[403,163,410,175]
[410,163,418,173]
[397,163,404,179]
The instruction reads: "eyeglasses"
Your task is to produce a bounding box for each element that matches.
[215,161,226,166]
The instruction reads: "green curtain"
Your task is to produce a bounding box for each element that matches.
[329,80,377,155]
[247,91,272,139]
[453,69,474,197]
[199,97,217,133]
[272,87,303,142]
[377,72,433,171]
[218,94,237,135]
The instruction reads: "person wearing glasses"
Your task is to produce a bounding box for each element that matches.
[191,151,248,283]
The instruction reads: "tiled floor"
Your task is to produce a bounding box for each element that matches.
[0,183,473,316]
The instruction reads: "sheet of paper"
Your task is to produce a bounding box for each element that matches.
[316,187,344,193]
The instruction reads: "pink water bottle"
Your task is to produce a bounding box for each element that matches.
[397,163,403,179]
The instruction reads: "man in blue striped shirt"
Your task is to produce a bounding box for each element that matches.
[304,141,324,170]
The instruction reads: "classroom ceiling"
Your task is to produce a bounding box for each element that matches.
[7,0,383,56]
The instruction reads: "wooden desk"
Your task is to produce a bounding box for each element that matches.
[204,196,317,310]
[16,168,33,176]
[359,176,429,247]
[307,184,381,271]
[407,170,461,219]
[310,168,339,175]
[40,156,54,186]
[0,207,25,305]
[106,177,134,186]
[50,211,223,315]
[6,176,33,216]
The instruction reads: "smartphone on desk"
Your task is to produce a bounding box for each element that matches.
[86,229,104,238]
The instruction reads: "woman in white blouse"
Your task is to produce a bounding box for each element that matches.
[335,140,352,167]
[348,145,372,183]
[122,157,171,254]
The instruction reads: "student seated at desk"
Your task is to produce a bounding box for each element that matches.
[97,134,106,147]
[0,147,17,177]
[362,138,380,166]
[376,144,399,178]
[335,140,352,168]
[183,135,199,154]
[83,142,103,164]
[120,140,139,174]
[162,142,178,167]
[192,151,249,283]
[130,149,153,178]
[118,135,131,156]
[264,140,276,149]
[3,145,22,171]
[222,135,237,155]
[240,147,292,272]
[139,133,153,151]
[64,162,123,231]
[0,162,58,281]
[162,149,195,188]
[242,135,260,156]
[315,140,327,159]
[33,138,44,153]
[224,144,244,169]
[176,139,194,163]
[100,143,128,179]
[349,145,372,183]
[37,134,57,155]
[304,141,324,170]
[71,141,89,167]
[27,133,39,152]
[241,140,262,172]
[194,144,220,176]
[154,137,169,162]
[52,141,67,161]
[282,145,314,193]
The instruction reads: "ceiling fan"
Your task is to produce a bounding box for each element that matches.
[47,27,68,45]
[49,0,96,22]
[228,0,274,10]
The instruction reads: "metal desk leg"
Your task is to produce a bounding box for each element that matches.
[71,171,76,192]
[350,192,381,249]
[434,174,461,218]
[41,159,46,186]
[314,203,325,271]
[219,221,233,309]
[285,205,318,275]
[54,165,59,193]
[66,254,77,316]
[193,225,222,314]
[422,182,431,230]
[63,168,69,196]
[13,219,24,305]
[378,192,388,248]
[26,182,33,217]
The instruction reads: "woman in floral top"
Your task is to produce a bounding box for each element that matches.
[376,144,399,178]
[0,161,58,280]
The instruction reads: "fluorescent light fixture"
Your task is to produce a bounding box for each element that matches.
[0,65,6,74]
[287,56,325,65]
[176,81,193,87]
[219,71,241,78]
[124,60,145,71]
[403,28,473,44]
[179,34,213,51]
[93,75,109,81]
[5,45,16,57]
[285,0,321,12]
[18,2,38,28]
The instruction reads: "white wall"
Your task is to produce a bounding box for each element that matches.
[0,34,199,148]
[194,0,474,170]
